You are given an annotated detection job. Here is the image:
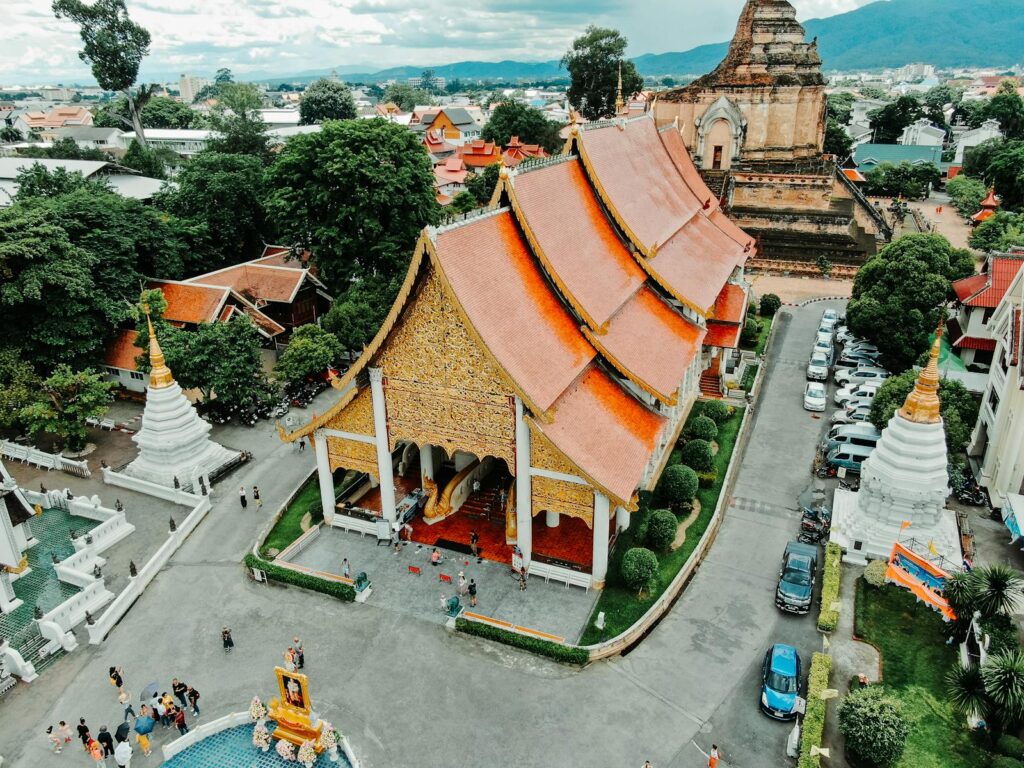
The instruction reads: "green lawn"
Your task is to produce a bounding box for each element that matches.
[259,476,326,558]
[854,579,992,768]
[740,314,774,356]
[578,404,745,644]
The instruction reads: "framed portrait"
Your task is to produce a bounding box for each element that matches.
[275,667,310,713]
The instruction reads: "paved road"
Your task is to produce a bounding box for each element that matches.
[0,302,843,768]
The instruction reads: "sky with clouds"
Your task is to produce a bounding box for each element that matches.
[3,0,877,85]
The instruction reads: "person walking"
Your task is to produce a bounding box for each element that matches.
[172,678,189,710]
[57,720,72,745]
[468,579,477,607]
[173,706,189,736]
[108,665,124,689]
[470,530,480,561]
[253,485,262,509]
[341,558,350,579]
[119,688,135,720]
[457,571,467,596]
[298,437,305,452]
[239,486,247,509]
[114,738,133,768]
[97,725,115,758]
[293,637,304,669]
[76,717,90,748]
[708,744,720,768]
[187,685,201,716]
[46,726,62,753]
[222,626,234,652]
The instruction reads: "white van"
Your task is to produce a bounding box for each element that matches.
[827,424,882,451]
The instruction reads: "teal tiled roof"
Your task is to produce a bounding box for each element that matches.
[854,143,944,170]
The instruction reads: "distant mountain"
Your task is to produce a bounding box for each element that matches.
[249,0,1023,85]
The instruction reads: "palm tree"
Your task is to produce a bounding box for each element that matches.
[982,650,1024,728]
[944,569,977,615]
[972,564,1024,619]
[946,663,989,721]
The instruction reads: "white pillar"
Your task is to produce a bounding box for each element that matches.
[0,571,21,613]
[514,397,532,566]
[592,492,610,588]
[615,505,630,532]
[546,510,560,528]
[369,368,397,523]
[420,443,435,486]
[313,431,335,526]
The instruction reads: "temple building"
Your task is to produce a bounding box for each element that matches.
[122,320,239,489]
[654,0,890,274]
[0,470,35,614]
[830,331,962,564]
[280,114,753,589]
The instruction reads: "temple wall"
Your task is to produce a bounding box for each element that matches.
[731,173,833,211]
[529,427,595,527]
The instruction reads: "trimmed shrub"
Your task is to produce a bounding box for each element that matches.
[740,317,760,346]
[818,543,842,633]
[798,652,833,768]
[621,547,659,595]
[646,509,678,551]
[696,470,717,489]
[455,617,589,664]
[983,615,1022,657]
[658,465,698,508]
[760,293,782,317]
[992,757,1024,768]
[998,735,1024,760]
[244,554,355,602]
[685,414,718,442]
[864,558,888,588]
[838,686,908,768]
[681,439,713,473]
[700,399,730,425]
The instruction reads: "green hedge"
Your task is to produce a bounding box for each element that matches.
[798,652,834,768]
[818,542,842,633]
[244,554,355,602]
[455,617,590,665]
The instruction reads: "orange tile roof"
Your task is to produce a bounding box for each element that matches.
[239,305,286,336]
[513,159,645,326]
[711,283,747,324]
[103,329,141,371]
[149,280,228,325]
[434,211,594,411]
[648,213,744,313]
[953,255,1024,308]
[190,263,305,303]
[704,320,742,348]
[457,140,502,168]
[534,365,664,503]
[842,168,867,183]
[255,245,312,268]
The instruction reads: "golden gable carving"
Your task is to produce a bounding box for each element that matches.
[529,427,594,526]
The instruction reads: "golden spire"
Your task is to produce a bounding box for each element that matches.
[146,314,175,389]
[615,61,625,115]
[898,321,943,424]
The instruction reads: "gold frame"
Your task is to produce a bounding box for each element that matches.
[274,666,311,715]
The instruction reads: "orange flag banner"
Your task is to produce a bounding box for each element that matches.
[900,521,912,530]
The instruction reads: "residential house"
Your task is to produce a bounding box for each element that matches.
[898,118,945,147]
[456,139,502,169]
[954,118,1002,164]
[0,157,163,207]
[13,105,93,135]
[843,122,874,148]
[423,128,457,161]
[501,136,548,168]
[950,251,1024,368]
[410,107,483,145]
[434,156,468,202]
[49,125,123,151]
[849,98,889,127]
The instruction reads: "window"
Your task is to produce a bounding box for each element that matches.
[999,347,1008,374]
[989,388,1001,414]
[983,308,995,325]
[130,371,145,381]
[712,146,724,170]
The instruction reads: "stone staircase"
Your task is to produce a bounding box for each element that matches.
[699,371,724,399]
[8,623,64,681]
[459,485,503,524]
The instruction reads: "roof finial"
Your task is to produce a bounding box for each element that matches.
[615,61,625,115]
[898,318,944,424]
[144,311,175,390]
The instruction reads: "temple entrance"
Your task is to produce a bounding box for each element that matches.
[702,118,735,171]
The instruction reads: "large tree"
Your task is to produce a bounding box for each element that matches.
[562,26,643,121]
[381,83,432,112]
[846,234,975,372]
[321,278,395,353]
[299,78,357,125]
[94,95,197,130]
[265,118,439,294]
[481,101,562,154]
[964,138,1024,211]
[945,174,988,219]
[969,211,1024,252]
[52,0,153,146]
[273,324,343,384]
[824,119,854,160]
[868,370,978,453]
[0,349,42,432]
[19,365,114,451]
[17,137,108,162]
[155,152,268,270]
[466,163,501,205]
[986,80,1024,140]
[13,164,109,201]
[827,92,857,124]
[863,161,941,199]
[868,95,924,144]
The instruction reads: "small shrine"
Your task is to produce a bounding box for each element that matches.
[971,188,1000,225]
[830,329,962,564]
[267,666,323,749]
[122,317,239,489]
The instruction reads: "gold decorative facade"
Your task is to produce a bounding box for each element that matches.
[325,389,377,474]
[530,427,594,526]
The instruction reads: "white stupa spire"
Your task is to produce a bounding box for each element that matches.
[122,318,238,489]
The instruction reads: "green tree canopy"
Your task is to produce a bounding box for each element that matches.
[986,81,1024,140]
[466,163,501,206]
[847,234,974,372]
[273,324,343,384]
[19,364,114,451]
[447,191,478,216]
[868,369,978,453]
[299,78,357,125]
[52,0,153,145]
[868,95,924,144]
[969,211,1024,252]
[94,95,197,130]
[0,349,42,431]
[824,119,854,159]
[945,174,988,218]
[13,164,110,201]
[16,136,108,162]
[120,139,173,179]
[827,91,857,124]
[381,83,432,112]
[562,26,643,121]
[481,101,562,154]
[266,118,439,294]
[964,138,1024,211]
[320,280,392,353]
[863,161,940,199]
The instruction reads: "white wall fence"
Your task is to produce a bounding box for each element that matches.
[40,579,112,635]
[102,467,206,506]
[0,440,91,477]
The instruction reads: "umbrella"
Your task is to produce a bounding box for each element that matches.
[133,715,155,736]
[115,722,131,742]
[140,682,159,701]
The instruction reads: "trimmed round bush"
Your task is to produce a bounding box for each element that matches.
[646,509,678,551]
[864,559,888,588]
[700,399,730,425]
[998,735,1024,760]
[685,414,718,442]
[838,687,908,768]
[740,317,760,346]
[681,439,714,473]
[759,293,782,317]
[620,547,659,595]
[658,465,698,508]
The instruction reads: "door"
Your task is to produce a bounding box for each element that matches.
[712,145,724,170]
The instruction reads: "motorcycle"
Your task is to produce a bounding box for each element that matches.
[798,526,827,544]
[840,478,860,492]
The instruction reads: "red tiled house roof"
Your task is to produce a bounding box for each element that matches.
[705,282,748,350]
[952,254,1024,308]
[457,140,502,168]
[503,136,548,168]
[186,264,306,304]
[147,279,285,337]
[103,329,141,371]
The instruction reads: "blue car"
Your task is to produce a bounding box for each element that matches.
[760,644,802,720]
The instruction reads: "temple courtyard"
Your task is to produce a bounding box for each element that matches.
[0,300,878,768]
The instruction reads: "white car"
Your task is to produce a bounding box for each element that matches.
[804,382,828,412]
[807,353,830,381]
[835,382,881,406]
[821,309,839,324]
[835,366,890,387]
[813,339,834,362]
[845,341,880,356]
[831,404,872,425]
[836,327,858,345]
[815,330,834,346]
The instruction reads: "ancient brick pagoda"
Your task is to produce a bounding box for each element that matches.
[281,115,752,589]
[655,0,890,274]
